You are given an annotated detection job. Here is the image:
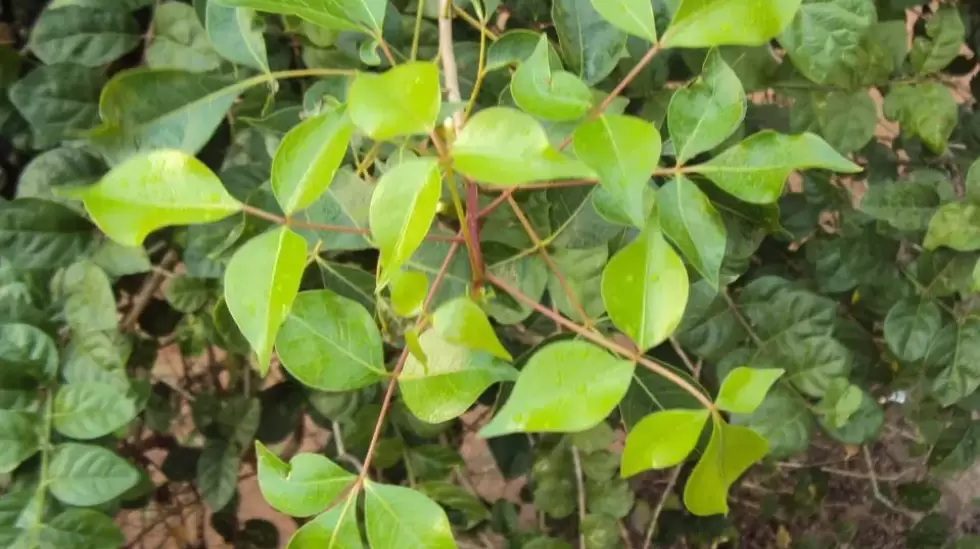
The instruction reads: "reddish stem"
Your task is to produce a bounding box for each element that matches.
[241,204,461,243]
[465,180,484,289]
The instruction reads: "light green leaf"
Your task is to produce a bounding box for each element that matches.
[572,115,660,228]
[929,318,980,407]
[818,389,881,444]
[621,409,709,477]
[883,82,957,154]
[883,299,943,362]
[256,441,356,518]
[39,509,125,549]
[730,386,812,458]
[48,443,140,506]
[859,179,940,232]
[552,0,627,85]
[432,297,512,361]
[29,5,140,67]
[589,0,657,42]
[453,107,596,186]
[285,501,363,549]
[0,199,95,270]
[146,2,223,72]
[778,0,875,84]
[63,150,242,247]
[8,64,104,148]
[370,158,442,288]
[486,29,562,71]
[814,378,862,428]
[690,131,861,204]
[401,331,518,424]
[390,269,428,318]
[924,203,980,252]
[276,290,385,391]
[714,366,784,414]
[271,106,354,214]
[364,481,457,549]
[682,420,767,516]
[663,0,800,48]
[0,410,39,474]
[225,227,307,373]
[206,1,270,72]
[217,0,386,34]
[602,221,689,351]
[511,35,592,122]
[910,6,964,75]
[53,382,139,440]
[657,176,726,287]
[668,49,746,164]
[55,260,117,334]
[349,62,441,141]
[480,340,634,437]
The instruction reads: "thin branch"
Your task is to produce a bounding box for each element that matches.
[439,0,464,129]
[122,250,178,331]
[466,180,485,288]
[571,446,588,549]
[669,337,698,376]
[476,179,597,219]
[721,288,764,346]
[453,5,499,41]
[642,465,683,549]
[862,445,916,518]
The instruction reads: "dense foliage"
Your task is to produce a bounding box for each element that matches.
[2,0,980,547]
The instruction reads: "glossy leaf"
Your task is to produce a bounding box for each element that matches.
[589,0,657,42]
[206,0,270,72]
[276,290,385,391]
[146,1,223,72]
[480,341,634,437]
[928,318,980,407]
[432,297,512,361]
[621,409,709,477]
[924,203,980,252]
[53,382,138,439]
[572,115,660,228]
[364,482,457,549]
[552,0,627,85]
[217,0,386,34]
[657,176,726,288]
[29,5,140,67]
[0,199,95,270]
[0,410,39,474]
[883,299,943,362]
[286,502,363,549]
[390,269,428,318]
[452,107,596,186]
[62,150,242,247]
[48,443,140,506]
[511,35,592,122]
[370,158,442,288]
[910,6,964,75]
[883,83,957,154]
[256,442,356,518]
[683,420,768,516]
[602,222,689,351]
[714,366,784,414]
[663,0,800,48]
[778,0,875,84]
[349,62,441,140]
[690,131,861,204]
[225,227,307,373]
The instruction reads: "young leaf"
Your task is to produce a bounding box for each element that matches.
[621,409,709,477]
[552,0,627,85]
[205,1,270,72]
[216,0,386,34]
[656,176,726,288]
[480,340,635,437]
[400,331,517,424]
[511,35,592,122]
[452,107,596,186]
[683,420,768,516]
[714,367,785,414]
[390,269,428,318]
[602,222,689,352]
[662,0,800,49]
[62,150,241,247]
[349,62,441,140]
[53,382,139,440]
[286,501,363,549]
[588,0,658,42]
[224,227,307,373]
[668,49,746,164]
[924,204,980,252]
[883,299,943,362]
[0,199,95,270]
[145,1,223,72]
[432,297,512,361]
[363,481,457,549]
[910,6,964,75]
[689,131,861,204]
[572,114,661,228]
[0,410,39,474]
[255,442,357,518]
[28,5,140,67]
[883,83,957,154]
[276,290,385,391]
[48,443,140,506]
[271,106,354,214]
[369,158,442,288]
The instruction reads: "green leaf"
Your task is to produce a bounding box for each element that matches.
[552,0,627,85]
[0,410,39,474]
[715,366,784,414]
[63,150,242,247]
[90,240,152,277]
[206,1,270,72]
[480,340,634,437]
[572,115,660,228]
[0,199,95,270]
[432,297,512,361]
[146,1,223,72]
[401,331,518,424]
[818,389,881,444]
[370,158,442,288]
[511,35,592,122]
[883,298,943,362]
[792,90,877,155]
[883,82,957,154]
[225,227,307,373]
[55,260,117,334]
[417,481,491,530]
[690,131,861,204]
[778,0,875,84]
[814,378,862,428]
[390,269,428,318]
[452,107,596,186]
[271,106,354,214]
[928,318,980,407]
[285,502,363,549]
[0,323,59,385]
[8,64,104,148]
[682,420,767,516]
[63,330,130,387]
[48,443,140,506]
[349,62,441,140]
[40,509,124,549]
[196,437,242,509]
[589,0,657,42]
[164,275,214,313]
[910,6,964,75]
[546,247,606,323]
[657,176,727,288]
[29,5,140,67]
[276,290,385,391]
[621,409,709,477]
[602,221,689,351]
[256,442,356,518]
[860,179,940,232]
[663,0,800,48]
[217,0,386,34]
[53,382,139,439]
[924,203,980,252]
[16,147,105,206]
[620,366,704,428]
[668,49,746,164]
[967,158,980,204]
[730,386,812,458]
[486,29,563,71]
[363,482,456,549]
[292,168,374,252]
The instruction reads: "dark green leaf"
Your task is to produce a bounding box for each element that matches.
[909,6,964,75]
[196,437,242,509]
[40,509,124,549]
[0,410,39,474]
[731,386,812,458]
[0,199,94,270]
[146,1,223,71]
[217,0,386,34]
[883,82,957,154]
[205,1,270,72]
[55,260,117,334]
[53,382,139,439]
[552,0,627,85]
[29,5,140,67]
[928,318,980,407]
[883,298,943,362]
[48,443,140,506]
[657,175,727,287]
[778,0,875,84]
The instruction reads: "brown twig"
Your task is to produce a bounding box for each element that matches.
[122,250,178,331]
[642,465,684,549]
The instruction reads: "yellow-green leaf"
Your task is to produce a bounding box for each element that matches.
[715,367,784,414]
[589,0,657,42]
[216,0,385,34]
[656,175,726,288]
[663,0,801,49]
[390,269,429,318]
[349,62,441,140]
[511,34,592,122]
[286,500,363,549]
[432,297,512,361]
[364,482,456,549]
[683,420,768,516]
[621,409,709,477]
